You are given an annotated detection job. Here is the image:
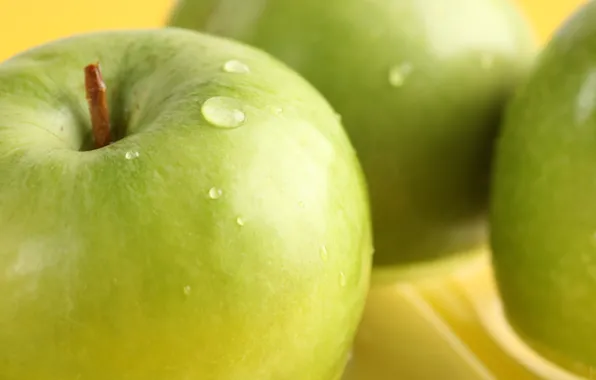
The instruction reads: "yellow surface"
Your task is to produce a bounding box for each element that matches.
[343,252,589,380]
[515,0,588,43]
[0,0,172,61]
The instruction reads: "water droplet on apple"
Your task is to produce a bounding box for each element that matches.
[591,231,596,245]
[266,105,283,115]
[319,245,329,262]
[236,217,245,226]
[388,63,413,87]
[202,97,246,129]
[222,60,250,74]
[481,54,495,70]
[339,272,347,287]
[183,285,192,295]
[208,187,223,199]
[124,151,140,160]
[346,350,354,364]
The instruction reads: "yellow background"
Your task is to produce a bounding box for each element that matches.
[0,0,588,62]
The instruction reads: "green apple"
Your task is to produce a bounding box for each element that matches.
[0,28,373,380]
[491,2,596,375]
[167,0,537,269]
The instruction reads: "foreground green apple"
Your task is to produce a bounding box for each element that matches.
[0,28,373,380]
[491,2,596,375]
[168,0,537,268]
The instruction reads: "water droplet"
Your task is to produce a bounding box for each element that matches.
[339,272,347,287]
[208,187,223,199]
[222,60,250,74]
[576,70,596,124]
[183,285,192,295]
[388,63,413,87]
[591,232,596,245]
[346,350,354,364]
[267,105,283,115]
[319,245,329,262]
[481,54,495,70]
[236,217,245,226]
[202,96,246,129]
[124,151,140,160]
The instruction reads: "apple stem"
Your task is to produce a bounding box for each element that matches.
[85,63,112,149]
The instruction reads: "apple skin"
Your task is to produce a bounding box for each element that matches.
[0,28,373,380]
[490,2,596,374]
[168,0,537,267]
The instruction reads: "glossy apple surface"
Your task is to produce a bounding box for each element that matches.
[0,28,373,380]
[491,2,596,375]
[168,0,537,267]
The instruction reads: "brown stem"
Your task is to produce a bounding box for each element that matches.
[85,63,112,149]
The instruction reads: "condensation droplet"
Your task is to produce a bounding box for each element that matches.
[576,70,596,124]
[388,63,413,87]
[481,54,495,70]
[183,285,191,295]
[267,105,283,115]
[320,245,329,262]
[591,231,596,245]
[125,151,140,160]
[222,60,250,74]
[208,187,223,199]
[236,217,245,226]
[202,96,246,129]
[346,350,354,364]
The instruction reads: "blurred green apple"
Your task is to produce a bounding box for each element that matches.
[168,0,537,269]
[491,1,596,375]
[0,28,373,380]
